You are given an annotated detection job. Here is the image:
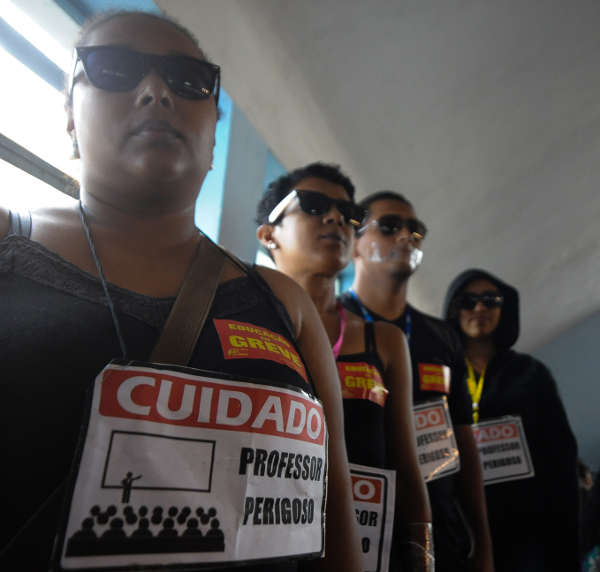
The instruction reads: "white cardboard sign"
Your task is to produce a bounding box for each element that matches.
[54,361,327,570]
[413,397,460,482]
[473,416,534,485]
[349,463,396,572]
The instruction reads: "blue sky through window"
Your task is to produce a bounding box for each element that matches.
[195,90,233,241]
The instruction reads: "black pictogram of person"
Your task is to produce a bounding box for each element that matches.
[206,518,225,551]
[183,518,203,537]
[132,517,153,538]
[177,506,191,525]
[158,518,178,538]
[101,517,126,540]
[120,471,142,503]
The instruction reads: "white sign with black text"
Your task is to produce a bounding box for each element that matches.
[349,463,396,572]
[473,416,534,485]
[413,397,460,482]
[54,361,327,571]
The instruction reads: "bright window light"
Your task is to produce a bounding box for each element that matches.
[0,46,79,208]
[255,249,276,269]
[0,159,74,210]
[1,0,73,72]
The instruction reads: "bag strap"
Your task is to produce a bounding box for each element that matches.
[150,235,225,365]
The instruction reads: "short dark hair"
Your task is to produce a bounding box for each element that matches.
[255,162,356,226]
[357,190,413,217]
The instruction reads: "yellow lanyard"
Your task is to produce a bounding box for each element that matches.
[465,359,486,423]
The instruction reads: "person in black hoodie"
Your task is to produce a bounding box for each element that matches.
[443,268,579,571]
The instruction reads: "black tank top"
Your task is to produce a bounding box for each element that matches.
[0,212,311,571]
[336,322,387,468]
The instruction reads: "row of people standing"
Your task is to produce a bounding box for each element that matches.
[0,8,579,572]
[256,166,492,572]
[255,163,579,571]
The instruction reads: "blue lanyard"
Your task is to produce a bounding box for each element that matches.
[348,289,411,343]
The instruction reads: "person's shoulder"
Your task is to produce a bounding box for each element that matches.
[373,320,408,366]
[373,319,406,341]
[255,265,311,337]
[409,304,446,329]
[255,265,304,295]
[497,349,556,389]
[500,349,542,370]
[0,206,9,239]
[409,304,461,345]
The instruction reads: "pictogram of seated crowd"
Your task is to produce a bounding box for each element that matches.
[66,504,225,556]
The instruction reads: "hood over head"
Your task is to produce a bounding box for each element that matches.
[443,268,520,349]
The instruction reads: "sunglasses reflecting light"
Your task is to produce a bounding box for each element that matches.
[459,292,504,310]
[70,45,220,103]
[358,214,427,240]
[268,190,365,227]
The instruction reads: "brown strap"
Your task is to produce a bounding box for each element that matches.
[150,236,225,365]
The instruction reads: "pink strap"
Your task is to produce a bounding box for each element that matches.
[332,302,347,359]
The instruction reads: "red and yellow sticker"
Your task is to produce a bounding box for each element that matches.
[337,361,388,407]
[214,319,308,383]
[418,363,451,394]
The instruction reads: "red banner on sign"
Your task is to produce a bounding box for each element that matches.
[418,363,450,394]
[99,367,325,445]
[473,422,518,443]
[351,474,383,504]
[337,362,388,407]
[214,319,308,383]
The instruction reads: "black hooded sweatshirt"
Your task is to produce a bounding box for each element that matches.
[443,269,579,572]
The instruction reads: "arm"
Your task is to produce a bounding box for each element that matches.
[377,322,433,570]
[454,425,494,572]
[377,323,431,521]
[258,267,362,572]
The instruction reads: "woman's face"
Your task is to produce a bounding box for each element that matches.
[69,14,217,204]
[458,279,502,340]
[269,177,354,277]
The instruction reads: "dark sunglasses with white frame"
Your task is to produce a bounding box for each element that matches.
[268,189,366,228]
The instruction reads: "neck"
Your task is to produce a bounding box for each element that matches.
[464,337,496,372]
[279,264,338,315]
[80,187,199,250]
[351,265,409,320]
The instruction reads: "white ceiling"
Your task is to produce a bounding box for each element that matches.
[160,0,600,351]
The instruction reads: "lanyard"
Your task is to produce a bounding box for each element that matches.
[332,302,347,359]
[79,201,129,358]
[465,358,486,423]
[348,289,411,343]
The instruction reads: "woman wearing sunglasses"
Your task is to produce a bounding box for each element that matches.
[256,163,433,571]
[443,269,579,572]
[0,12,362,572]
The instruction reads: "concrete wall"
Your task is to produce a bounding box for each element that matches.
[532,311,600,471]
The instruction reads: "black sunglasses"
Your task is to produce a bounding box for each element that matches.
[458,292,504,310]
[359,214,427,239]
[268,190,366,227]
[70,46,220,104]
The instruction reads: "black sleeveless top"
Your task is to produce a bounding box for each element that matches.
[336,322,387,468]
[0,212,311,571]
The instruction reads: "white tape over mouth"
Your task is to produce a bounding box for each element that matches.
[366,241,423,271]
